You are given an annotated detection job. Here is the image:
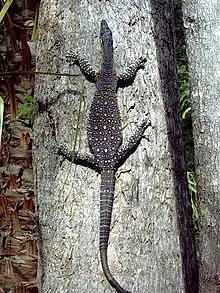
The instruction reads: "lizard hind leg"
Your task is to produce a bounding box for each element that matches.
[117,115,151,162]
[100,249,131,293]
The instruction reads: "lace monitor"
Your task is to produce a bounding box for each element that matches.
[59,19,150,293]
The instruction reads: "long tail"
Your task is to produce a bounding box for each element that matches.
[100,170,131,293]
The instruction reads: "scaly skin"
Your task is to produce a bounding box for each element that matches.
[59,20,150,293]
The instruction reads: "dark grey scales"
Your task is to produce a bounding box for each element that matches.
[59,20,150,293]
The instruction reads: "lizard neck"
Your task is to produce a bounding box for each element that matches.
[100,51,117,92]
[101,49,115,75]
[97,51,117,91]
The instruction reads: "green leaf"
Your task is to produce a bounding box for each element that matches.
[0,0,14,23]
[16,93,35,126]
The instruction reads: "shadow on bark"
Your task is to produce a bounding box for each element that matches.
[149,1,199,293]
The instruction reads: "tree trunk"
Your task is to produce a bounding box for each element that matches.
[183,1,220,292]
[34,1,197,292]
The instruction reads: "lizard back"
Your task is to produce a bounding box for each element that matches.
[87,20,122,170]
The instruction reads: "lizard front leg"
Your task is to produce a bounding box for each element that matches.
[66,53,97,82]
[117,116,150,161]
[117,57,146,83]
[58,145,100,171]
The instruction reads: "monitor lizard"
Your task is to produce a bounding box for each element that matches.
[58,19,150,293]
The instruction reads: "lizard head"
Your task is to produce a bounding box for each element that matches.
[100,20,113,50]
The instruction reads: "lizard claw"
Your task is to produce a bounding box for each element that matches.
[140,113,151,128]
[138,56,147,64]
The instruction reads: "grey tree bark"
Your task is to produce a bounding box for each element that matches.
[34,1,197,292]
[183,1,220,292]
